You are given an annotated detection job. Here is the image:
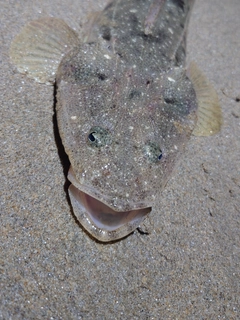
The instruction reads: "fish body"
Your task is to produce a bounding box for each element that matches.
[10,0,222,242]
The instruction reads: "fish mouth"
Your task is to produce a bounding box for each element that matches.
[68,166,151,242]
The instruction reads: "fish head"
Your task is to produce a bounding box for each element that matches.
[56,43,198,241]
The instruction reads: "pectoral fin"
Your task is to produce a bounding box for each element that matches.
[10,18,79,84]
[188,62,222,136]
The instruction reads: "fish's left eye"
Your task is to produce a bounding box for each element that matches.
[143,142,162,163]
[87,126,111,147]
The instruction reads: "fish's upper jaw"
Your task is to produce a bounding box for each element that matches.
[68,166,151,242]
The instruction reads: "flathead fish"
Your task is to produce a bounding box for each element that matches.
[10,0,222,242]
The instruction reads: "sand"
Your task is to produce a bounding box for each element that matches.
[1,0,239,318]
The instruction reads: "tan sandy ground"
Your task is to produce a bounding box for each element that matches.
[1,0,239,318]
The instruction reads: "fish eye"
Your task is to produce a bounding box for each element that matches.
[143,142,163,163]
[87,126,111,147]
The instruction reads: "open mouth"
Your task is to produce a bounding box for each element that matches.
[67,166,151,241]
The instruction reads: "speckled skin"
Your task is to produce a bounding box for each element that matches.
[56,0,197,216]
[8,0,200,241]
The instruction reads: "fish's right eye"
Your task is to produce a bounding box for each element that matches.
[87,126,111,147]
[143,142,163,163]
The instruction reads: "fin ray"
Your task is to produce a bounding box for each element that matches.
[10,18,80,84]
[188,62,222,136]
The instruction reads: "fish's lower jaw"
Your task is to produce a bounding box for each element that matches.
[68,184,151,242]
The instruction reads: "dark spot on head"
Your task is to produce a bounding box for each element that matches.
[146,79,153,86]
[129,89,141,100]
[140,32,152,41]
[164,97,175,104]
[235,96,240,102]
[97,73,107,81]
[101,25,111,41]
[116,52,124,59]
